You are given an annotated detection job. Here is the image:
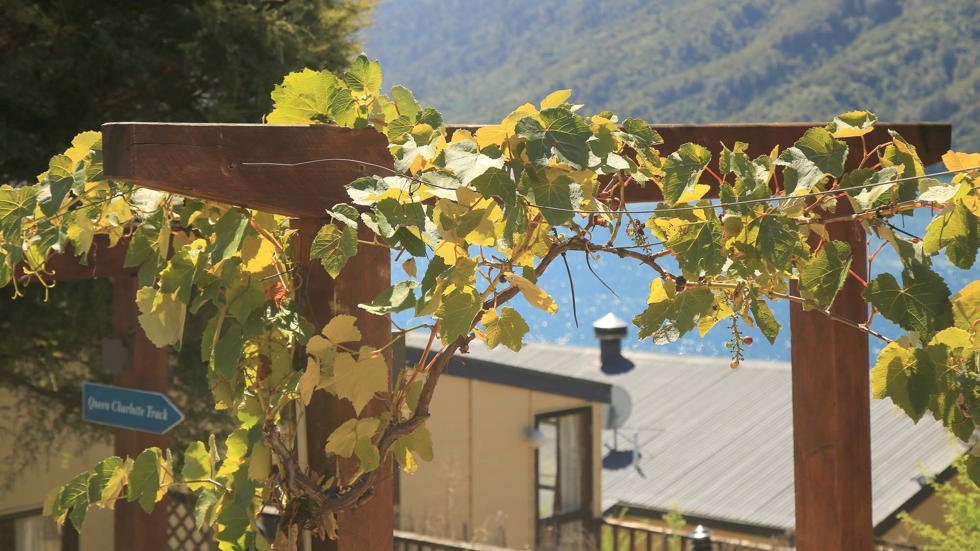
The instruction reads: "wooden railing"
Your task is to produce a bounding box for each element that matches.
[393,530,514,551]
[394,522,922,551]
[601,518,781,551]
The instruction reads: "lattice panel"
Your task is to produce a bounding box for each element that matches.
[167,493,217,551]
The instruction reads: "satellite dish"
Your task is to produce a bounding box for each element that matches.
[602,385,632,430]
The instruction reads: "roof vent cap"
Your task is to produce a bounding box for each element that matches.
[593,312,628,340]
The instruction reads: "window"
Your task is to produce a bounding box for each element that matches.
[535,407,593,549]
[0,509,74,551]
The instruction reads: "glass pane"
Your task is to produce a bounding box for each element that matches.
[557,412,587,513]
[537,488,555,519]
[537,419,557,487]
[14,515,61,551]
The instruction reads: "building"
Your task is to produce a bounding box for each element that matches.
[397,318,965,549]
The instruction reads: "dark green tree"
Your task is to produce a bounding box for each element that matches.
[1,0,369,182]
[0,0,370,486]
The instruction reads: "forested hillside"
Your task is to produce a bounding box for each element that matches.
[363,0,978,149]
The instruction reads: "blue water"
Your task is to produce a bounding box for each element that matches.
[391,171,977,363]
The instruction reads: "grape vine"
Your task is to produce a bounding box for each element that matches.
[0,55,977,549]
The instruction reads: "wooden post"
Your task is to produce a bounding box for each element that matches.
[292,220,393,551]
[790,210,872,550]
[111,273,169,551]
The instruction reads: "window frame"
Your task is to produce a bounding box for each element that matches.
[533,406,594,547]
[0,507,77,551]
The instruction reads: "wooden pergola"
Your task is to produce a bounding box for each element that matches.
[42,120,949,550]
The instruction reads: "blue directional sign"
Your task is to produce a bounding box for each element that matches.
[83,382,185,434]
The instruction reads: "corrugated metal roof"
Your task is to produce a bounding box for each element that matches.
[405,334,964,532]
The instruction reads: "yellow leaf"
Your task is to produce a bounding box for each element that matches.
[450,129,473,143]
[65,131,101,164]
[698,298,732,337]
[540,89,572,109]
[330,347,388,415]
[942,151,980,172]
[502,103,540,134]
[433,240,466,266]
[135,287,186,347]
[325,417,381,458]
[241,235,277,276]
[676,184,711,204]
[98,460,130,507]
[504,272,558,313]
[298,359,320,406]
[67,210,96,256]
[475,125,508,149]
[248,440,271,481]
[647,278,671,305]
[322,315,361,345]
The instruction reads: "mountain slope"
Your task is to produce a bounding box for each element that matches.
[362,0,978,149]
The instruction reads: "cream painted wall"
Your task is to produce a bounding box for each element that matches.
[397,375,602,549]
[0,401,114,551]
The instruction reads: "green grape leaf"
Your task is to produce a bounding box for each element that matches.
[530,174,580,227]
[61,471,92,529]
[359,281,419,315]
[443,140,505,186]
[738,215,807,269]
[776,128,848,194]
[213,323,245,379]
[967,456,980,487]
[923,202,978,269]
[391,85,421,121]
[343,55,382,95]
[215,475,253,545]
[210,209,250,264]
[354,437,381,473]
[311,223,358,278]
[159,241,207,305]
[37,154,74,216]
[665,215,725,278]
[871,341,922,420]
[0,184,37,241]
[325,417,381,458]
[127,447,162,514]
[267,69,339,124]
[800,240,852,308]
[124,209,168,269]
[435,286,483,343]
[952,281,980,331]
[671,287,715,337]
[194,487,221,529]
[472,167,516,204]
[482,306,529,351]
[87,456,125,507]
[516,108,592,169]
[328,87,359,128]
[662,143,711,206]
[391,426,434,474]
[864,261,953,338]
[633,280,712,341]
[750,294,782,344]
[182,441,212,490]
[827,111,877,138]
[618,118,662,149]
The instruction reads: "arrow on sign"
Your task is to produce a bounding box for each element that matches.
[83,382,185,434]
